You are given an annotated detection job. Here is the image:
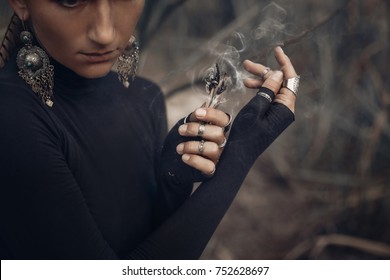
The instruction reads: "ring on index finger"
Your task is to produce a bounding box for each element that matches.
[261,67,271,79]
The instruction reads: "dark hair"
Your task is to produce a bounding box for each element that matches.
[0,13,22,68]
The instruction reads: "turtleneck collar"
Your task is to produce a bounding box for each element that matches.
[51,58,108,95]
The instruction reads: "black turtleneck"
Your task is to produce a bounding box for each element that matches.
[0,55,294,259]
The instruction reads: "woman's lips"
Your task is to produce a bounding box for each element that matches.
[80,50,117,63]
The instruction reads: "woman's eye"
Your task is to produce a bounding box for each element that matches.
[56,0,87,8]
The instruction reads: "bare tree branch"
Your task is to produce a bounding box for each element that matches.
[165,0,354,99]
[139,0,191,47]
[283,0,353,47]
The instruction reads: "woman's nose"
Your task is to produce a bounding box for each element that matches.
[88,2,115,46]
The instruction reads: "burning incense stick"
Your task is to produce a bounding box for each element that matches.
[204,63,230,108]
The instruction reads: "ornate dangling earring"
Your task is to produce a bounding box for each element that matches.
[16,22,54,107]
[117,36,139,88]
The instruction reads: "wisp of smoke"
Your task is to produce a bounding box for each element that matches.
[253,2,287,45]
[200,2,289,110]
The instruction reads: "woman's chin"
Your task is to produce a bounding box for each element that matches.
[75,64,114,79]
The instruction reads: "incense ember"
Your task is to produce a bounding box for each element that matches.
[204,63,231,108]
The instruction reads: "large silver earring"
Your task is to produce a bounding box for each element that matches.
[117,36,139,88]
[16,24,54,107]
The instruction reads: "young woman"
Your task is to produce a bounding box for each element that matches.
[0,0,299,259]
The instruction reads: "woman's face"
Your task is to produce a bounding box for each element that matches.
[14,0,144,78]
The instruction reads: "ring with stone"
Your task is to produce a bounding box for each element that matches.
[198,139,206,154]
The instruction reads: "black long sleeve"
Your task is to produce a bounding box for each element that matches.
[0,56,294,259]
[146,96,294,259]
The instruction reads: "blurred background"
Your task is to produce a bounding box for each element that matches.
[1,0,390,259]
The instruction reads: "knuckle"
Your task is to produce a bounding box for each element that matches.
[185,141,201,154]
[209,125,224,137]
[280,88,297,98]
[209,142,219,154]
[186,154,198,165]
[187,123,199,135]
[217,133,225,144]
[184,141,195,152]
[215,128,224,138]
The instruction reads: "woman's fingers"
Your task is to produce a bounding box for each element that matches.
[243,59,271,78]
[243,60,272,89]
[181,154,216,177]
[176,131,224,176]
[181,107,230,145]
[244,78,263,89]
[176,47,299,174]
[274,46,297,78]
[274,46,297,113]
[261,70,283,94]
[178,122,226,147]
[176,140,222,162]
[177,107,230,176]
[243,59,284,93]
[176,134,220,176]
[188,107,231,128]
[245,47,297,113]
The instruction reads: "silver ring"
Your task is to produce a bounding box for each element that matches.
[218,137,227,149]
[223,113,232,133]
[282,76,300,96]
[198,140,205,154]
[261,67,271,79]
[198,123,206,137]
[257,91,272,103]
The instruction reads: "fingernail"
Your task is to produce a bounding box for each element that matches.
[243,60,253,70]
[178,124,187,135]
[195,108,207,117]
[276,46,284,54]
[182,154,190,161]
[176,143,184,154]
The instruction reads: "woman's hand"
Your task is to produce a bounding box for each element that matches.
[243,46,297,113]
[173,46,298,178]
[176,108,231,176]
[161,46,298,185]
[222,46,298,167]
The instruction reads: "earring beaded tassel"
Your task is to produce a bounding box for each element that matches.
[16,27,54,107]
[117,36,139,88]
